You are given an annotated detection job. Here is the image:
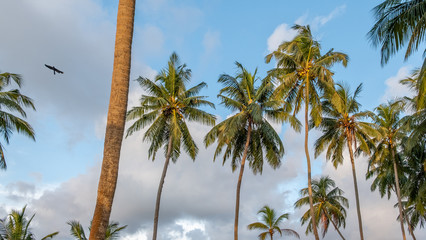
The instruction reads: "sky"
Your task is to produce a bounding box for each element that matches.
[0,0,424,239]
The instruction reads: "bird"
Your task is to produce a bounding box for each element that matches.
[45,64,64,75]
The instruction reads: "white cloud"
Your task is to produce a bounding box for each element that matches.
[311,5,346,29]
[267,23,298,53]
[135,24,165,57]
[381,66,412,102]
[203,30,221,54]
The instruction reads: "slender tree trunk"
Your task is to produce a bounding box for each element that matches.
[404,209,416,240]
[304,77,320,240]
[89,1,135,239]
[152,136,174,240]
[391,148,407,240]
[323,210,346,240]
[346,134,364,240]
[234,122,252,240]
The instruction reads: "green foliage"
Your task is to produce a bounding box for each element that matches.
[266,24,348,127]
[126,52,216,161]
[0,206,58,240]
[368,0,426,64]
[204,62,289,173]
[294,176,348,238]
[67,220,126,240]
[0,72,36,169]
[313,83,378,167]
[247,205,300,240]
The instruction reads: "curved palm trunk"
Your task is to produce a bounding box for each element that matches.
[404,210,416,240]
[391,148,407,240]
[152,136,173,240]
[346,134,364,240]
[234,123,252,240]
[89,1,135,239]
[304,77,320,240]
[323,209,346,240]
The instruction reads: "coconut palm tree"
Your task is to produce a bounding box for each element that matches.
[369,101,410,240]
[0,206,58,240]
[313,83,378,239]
[368,0,426,65]
[247,205,300,240]
[265,24,348,240]
[0,72,35,169]
[204,62,294,240]
[294,176,348,240]
[90,0,135,239]
[126,52,215,240]
[68,220,126,240]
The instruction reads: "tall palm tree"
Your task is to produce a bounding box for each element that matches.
[0,72,35,169]
[368,0,426,65]
[369,101,410,240]
[126,53,215,240]
[0,206,58,240]
[247,205,300,240]
[313,83,378,239]
[294,176,348,240]
[89,0,135,239]
[68,220,126,240]
[204,62,294,240]
[265,24,348,240]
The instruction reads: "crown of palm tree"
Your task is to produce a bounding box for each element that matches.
[0,72,35,169]
[126,52,216,161]
[204,62,291,173]
[294,176,348,238]
[248,205,300,240]
[68,220,126,240]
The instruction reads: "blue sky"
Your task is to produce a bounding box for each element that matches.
[0,0,424,239]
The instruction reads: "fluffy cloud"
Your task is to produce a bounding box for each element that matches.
[381,66,413,103]
[267,23,298,53]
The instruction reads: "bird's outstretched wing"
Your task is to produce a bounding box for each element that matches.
[45,64,64,74]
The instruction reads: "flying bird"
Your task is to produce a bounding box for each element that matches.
[45,64,64,75]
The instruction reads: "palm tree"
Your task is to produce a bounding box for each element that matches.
[0,206,58,240]
[294,176,348,240]
[0,72,35,169]
[247,205,300,240]
[68,220,126,240]
[369,101,410,240]
[265,24,348,240]
[368,0,426,65]
[313,83,378,239]
[89,0,135,239]
[204,62,293,240]
[126,53,215,240]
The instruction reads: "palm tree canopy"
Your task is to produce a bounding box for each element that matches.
[126,52,216,162]
[204,62,292,174]
[247,205,300,240]
[0,72,36,169]
[313,83,378,167]
[368,0,426,64]
[68,220,127,240]
[294,176,348,237]
[266,24,348,127]
[0,206,58,240]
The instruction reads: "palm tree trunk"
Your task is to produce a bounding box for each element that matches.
[304,77,320,240]
[89,1,135,239]
[234,122,252,240]
[391,147,407,240]
[346,134,364,240]
[152,136,173,240]
[323,209,346,240]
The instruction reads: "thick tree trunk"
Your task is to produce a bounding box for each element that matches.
[323,209,346,240]
[234,123,252,240]
[346,135,364,240]
[89,1,135,239]
[391,148,407,240]
[304,78,320,240]
[152,136,173,240]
